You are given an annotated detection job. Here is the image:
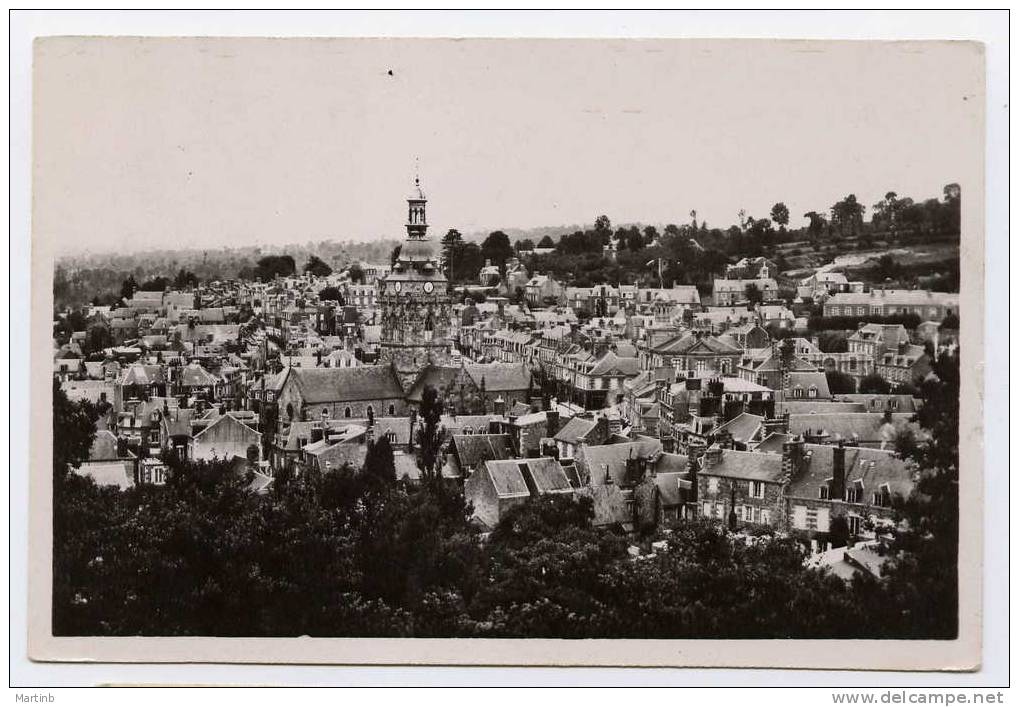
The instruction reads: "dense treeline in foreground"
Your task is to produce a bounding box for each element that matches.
[53,355,959,639]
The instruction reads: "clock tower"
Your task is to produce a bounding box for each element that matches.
[378,175,453,390]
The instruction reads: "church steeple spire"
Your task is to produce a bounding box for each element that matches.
[406,167,428,240]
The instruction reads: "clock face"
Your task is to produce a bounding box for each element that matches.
[424,282,434,294]
[394,282,402,293]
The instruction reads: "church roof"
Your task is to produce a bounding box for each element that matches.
[290,365,405,404]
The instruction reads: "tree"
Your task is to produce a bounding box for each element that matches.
[642,225,659,246]
[744,283,764,308]
[440,229,464,278]
[254,255,297,282]
[139,276,170,292]
[347,264,365,284]
[830,194,866,238]
[862,351,960,638]
[825,369,856,394]
[804,211,828,240]
[364,436,397,487]
[593,215,612,241]
[537,235,556,248]
[451,242,484,283]
[120,275,138,301]
[858,373,891,394]
[626,227,645,252]
[414,385,446,483]
[304,256,332,277]
[481,231,514,272]
[515,238,534,253]
[770,202,790,229]
[52,379,98,482]
[318,286,343,303]
[174,268,199,289]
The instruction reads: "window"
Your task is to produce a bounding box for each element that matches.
[846,485,862,503]
[749,481,765,499]
[847,515,862,536]
[759,509,771,525]
[388,404,395,415]
[818,485,829,500]
[808,386,818,399]
[385,430,397,444]
[707,478,719,495]
[344,407,351,418]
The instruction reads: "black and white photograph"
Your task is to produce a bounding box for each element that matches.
[17,14,1002,681]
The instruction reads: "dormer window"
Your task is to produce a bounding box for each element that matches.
[818,485,830,500]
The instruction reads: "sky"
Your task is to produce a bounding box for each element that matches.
[34,37,983,255]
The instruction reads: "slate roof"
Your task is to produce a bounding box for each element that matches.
[480,460,531,499]
[583,440,664,486]
[465,363,532,392]
[192,413,259,442]
[715,412,765,446]
[61,380,116,405]
[653,333,741,356]
[179,362,220,387]
[787,413,917,444]
[588,352,640,377]
[405,366,462,403]
[521,457,574,494]
[451,434,514,468]
[787,371,831,398]
[119,364,166,386]
[654,471,688,507]
[752,432,794,454]
[290,365,405,404]
[161,409,195,438]
[786,443,913,501]
[553,416,598,444]
[835,394,920,413]
[777,401,867,415]
[77,461,134,490]
[575,484,631,528]
[700,448,786,482]
[88,430,122,460]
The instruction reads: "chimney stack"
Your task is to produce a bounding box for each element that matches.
[831,440,847,501]
[781,435,806,480]
[702,443,723,469]
[545,409,561,438]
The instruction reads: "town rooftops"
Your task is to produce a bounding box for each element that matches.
[714,412,765,446]
[465,363,531,392]
[553,416,598,445]
[588,351,640,377]
[653,332,741,356]
[787,412,917,445]
[786,443,913,502]
[451,433,515,469]
[827,289,959,307]
[700,448,786,483]
[290,365,405,404]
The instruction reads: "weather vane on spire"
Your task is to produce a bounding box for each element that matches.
[414,156,420,187]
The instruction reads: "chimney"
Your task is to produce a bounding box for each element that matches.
[702,443,723,469]
[781,435,806,480]
[831,440,847,501]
